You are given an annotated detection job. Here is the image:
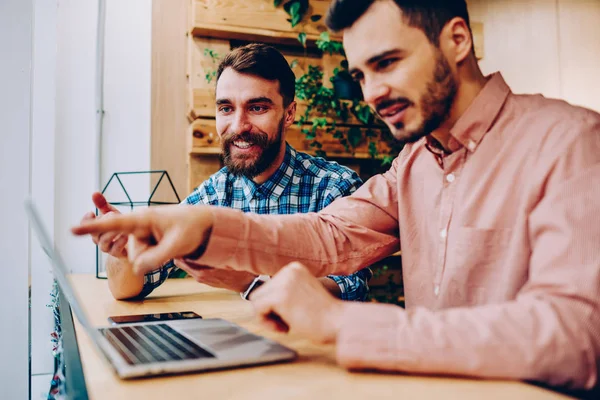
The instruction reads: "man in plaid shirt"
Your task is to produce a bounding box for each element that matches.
[83,43,371,301]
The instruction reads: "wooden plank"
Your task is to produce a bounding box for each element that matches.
[191,0,340,41]
[188,118,390,159]
[188,154,222,193]
[151,0,190,200]
[188,37,230,119]
[191,23,327,47]
[188,37,230,94]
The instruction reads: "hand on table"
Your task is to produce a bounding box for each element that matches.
[250,262,346,344]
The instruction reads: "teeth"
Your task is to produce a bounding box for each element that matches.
[233,141,252,149]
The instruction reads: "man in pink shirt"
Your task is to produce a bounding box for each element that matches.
[74,0,600,392]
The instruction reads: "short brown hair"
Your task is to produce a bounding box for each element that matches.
[216,43,296,106]
[326,0,471,48]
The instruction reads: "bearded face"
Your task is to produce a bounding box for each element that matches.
[221,117,285,178]
[215,68,294,180]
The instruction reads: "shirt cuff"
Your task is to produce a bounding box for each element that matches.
[335,302,403,370]
[188,207,246,267]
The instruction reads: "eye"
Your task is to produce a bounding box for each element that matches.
[375,58,399,71]
[249,105,268,113]
[218,106,233,114]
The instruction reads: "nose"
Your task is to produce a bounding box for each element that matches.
[362,76,390,108]
[229,110,252,134]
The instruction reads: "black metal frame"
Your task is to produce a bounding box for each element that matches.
[95,170,181,279]
[57,286,89,400]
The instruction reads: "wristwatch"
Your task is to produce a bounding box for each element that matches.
[240,275,270,300]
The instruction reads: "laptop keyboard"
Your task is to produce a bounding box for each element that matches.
[100,323,215,365]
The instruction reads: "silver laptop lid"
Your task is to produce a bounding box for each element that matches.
[25,199,96,335]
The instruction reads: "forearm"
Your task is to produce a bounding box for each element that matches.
[105,255,144,300]
[335,297,599,389]
[198,207,398,277]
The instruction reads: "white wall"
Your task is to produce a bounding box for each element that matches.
[55,0,100,277]
[31,0,58,378]
[102,0,152,196]
[557,0,600,112]
[55,0,151,278]
[0,0,33,397]
[469,0,600,112]
[23,0,153,390]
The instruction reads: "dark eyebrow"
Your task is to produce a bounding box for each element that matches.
[247,97,274,105]
[216,97,275,106]
[349,49,404,77]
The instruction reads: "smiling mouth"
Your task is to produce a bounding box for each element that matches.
[232,140,256,149]
[379,102,409,118]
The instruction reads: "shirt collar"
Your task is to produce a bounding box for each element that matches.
[426,72,511,154]
[238,143,295,200]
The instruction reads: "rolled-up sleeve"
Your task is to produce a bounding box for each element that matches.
[197,158,402,277]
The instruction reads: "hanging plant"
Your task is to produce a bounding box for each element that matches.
[274,1,400,164]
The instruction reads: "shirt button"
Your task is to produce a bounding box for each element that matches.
[434,285,440,296]
[446,173,455,183]
[468,140,477,151]
[440,228,448,239]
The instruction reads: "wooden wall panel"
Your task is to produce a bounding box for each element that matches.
[150,0,189,200]
[188,155,222,193]
[192,0,339,41]
[188,37,230,119]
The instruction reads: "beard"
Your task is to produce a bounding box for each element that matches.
[377,50,458,144]
[221,117,285,179]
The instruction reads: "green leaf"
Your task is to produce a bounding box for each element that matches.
[357,105,372,124]
[319,31,330,41]
[315,149,327,158]
[274,0,283,7]
[347,127,362,148]
[289,59,299,69]
[382,155,395,166]
[310,14,322,22]
[298,32,307,47]
[291,13,302,27]
[368,141,378,158]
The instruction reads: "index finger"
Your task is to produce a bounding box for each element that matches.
[71,213,141,236]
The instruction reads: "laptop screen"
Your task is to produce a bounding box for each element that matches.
[25,199,96,335]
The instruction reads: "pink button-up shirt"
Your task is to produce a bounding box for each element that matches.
[198,73,600,389]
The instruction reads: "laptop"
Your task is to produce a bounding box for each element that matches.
[25,200,297,379]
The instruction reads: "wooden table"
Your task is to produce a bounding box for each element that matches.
[67,274,574,400]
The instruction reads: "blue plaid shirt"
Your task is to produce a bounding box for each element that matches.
[139,144,372,300]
